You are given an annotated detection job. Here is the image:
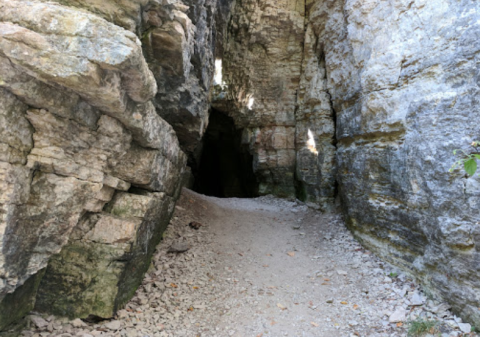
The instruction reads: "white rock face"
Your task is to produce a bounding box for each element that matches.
[306,0,480,327]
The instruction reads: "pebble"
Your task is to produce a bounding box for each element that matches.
[458,322,472,333]
[104,320,121,330]
[389,307,407,323]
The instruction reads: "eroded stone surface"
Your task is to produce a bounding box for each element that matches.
[219,0,305,197]
[307,0,480,327]
[0,0,186,328]
[35,192,175,319]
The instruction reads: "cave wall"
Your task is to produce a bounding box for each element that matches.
[220,0,305,197]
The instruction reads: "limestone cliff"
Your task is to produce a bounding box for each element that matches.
[217,0,480,327]
[0,0,213,328]
[314,0,480,326]
[1,0,480,331]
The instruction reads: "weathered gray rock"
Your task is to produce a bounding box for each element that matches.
[35,191,175,318]
[143,0,217,163]
[305,0,480,327]
[0,0,187,328]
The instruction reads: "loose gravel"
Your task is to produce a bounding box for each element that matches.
[20,189,478,337]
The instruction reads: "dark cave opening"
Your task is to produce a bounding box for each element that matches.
[193,109,259,198]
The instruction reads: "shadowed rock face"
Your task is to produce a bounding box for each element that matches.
[219,0,305,197]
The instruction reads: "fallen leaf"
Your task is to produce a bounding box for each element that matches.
[238,253,244,256]
[311,322,319,327]
[256,334,263,337]
[170,283,178,288]
[188,307,194,311]
[340,301,348,305]
[324,278,330,281]
[277,303,287,310]
[396,322,403,327]
[321,282,329,285]
[193,286,199,290]
[287,252,295,257]
[353,304,359,310]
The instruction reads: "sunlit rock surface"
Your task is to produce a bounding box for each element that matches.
[218,0,480,327]
[0,0,186,327]
[307,0,480,326]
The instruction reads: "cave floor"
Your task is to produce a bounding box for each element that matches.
[22,189,469,337]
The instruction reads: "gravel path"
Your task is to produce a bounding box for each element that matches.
[21,189,477,337]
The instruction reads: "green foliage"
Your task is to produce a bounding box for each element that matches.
[388,272,398,278]
[450,141,480,176]
[407,318,438,337]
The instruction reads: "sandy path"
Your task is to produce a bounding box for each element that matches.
[21,189,471,337]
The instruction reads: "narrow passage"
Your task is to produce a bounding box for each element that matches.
[22,189,467,337]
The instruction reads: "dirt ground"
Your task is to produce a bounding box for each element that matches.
[21,189,475,337]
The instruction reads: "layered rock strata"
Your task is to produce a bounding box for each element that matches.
[0,0,188,328]
[306,0,480,327]
[220,0,305,197]
[143,0,217,164]
[218,0,480,327]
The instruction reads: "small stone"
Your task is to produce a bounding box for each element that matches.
[189,221,203,230]
[457,322,471,333]
[410,292,425,306]
[326,299,333,303]
[336,270,348,275]
[30,316,48,329]
[104,320,122,330]
[168,242,190,253]
[71,318,86,328]
[389,307,406,323]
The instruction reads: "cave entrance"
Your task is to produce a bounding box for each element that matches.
[193,109,258,198]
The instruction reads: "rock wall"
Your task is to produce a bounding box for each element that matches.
[144,0,217,164]
[220,0,305,197]
[218,0,480,327]
[0,0,214,328]
[306,0,480,327]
